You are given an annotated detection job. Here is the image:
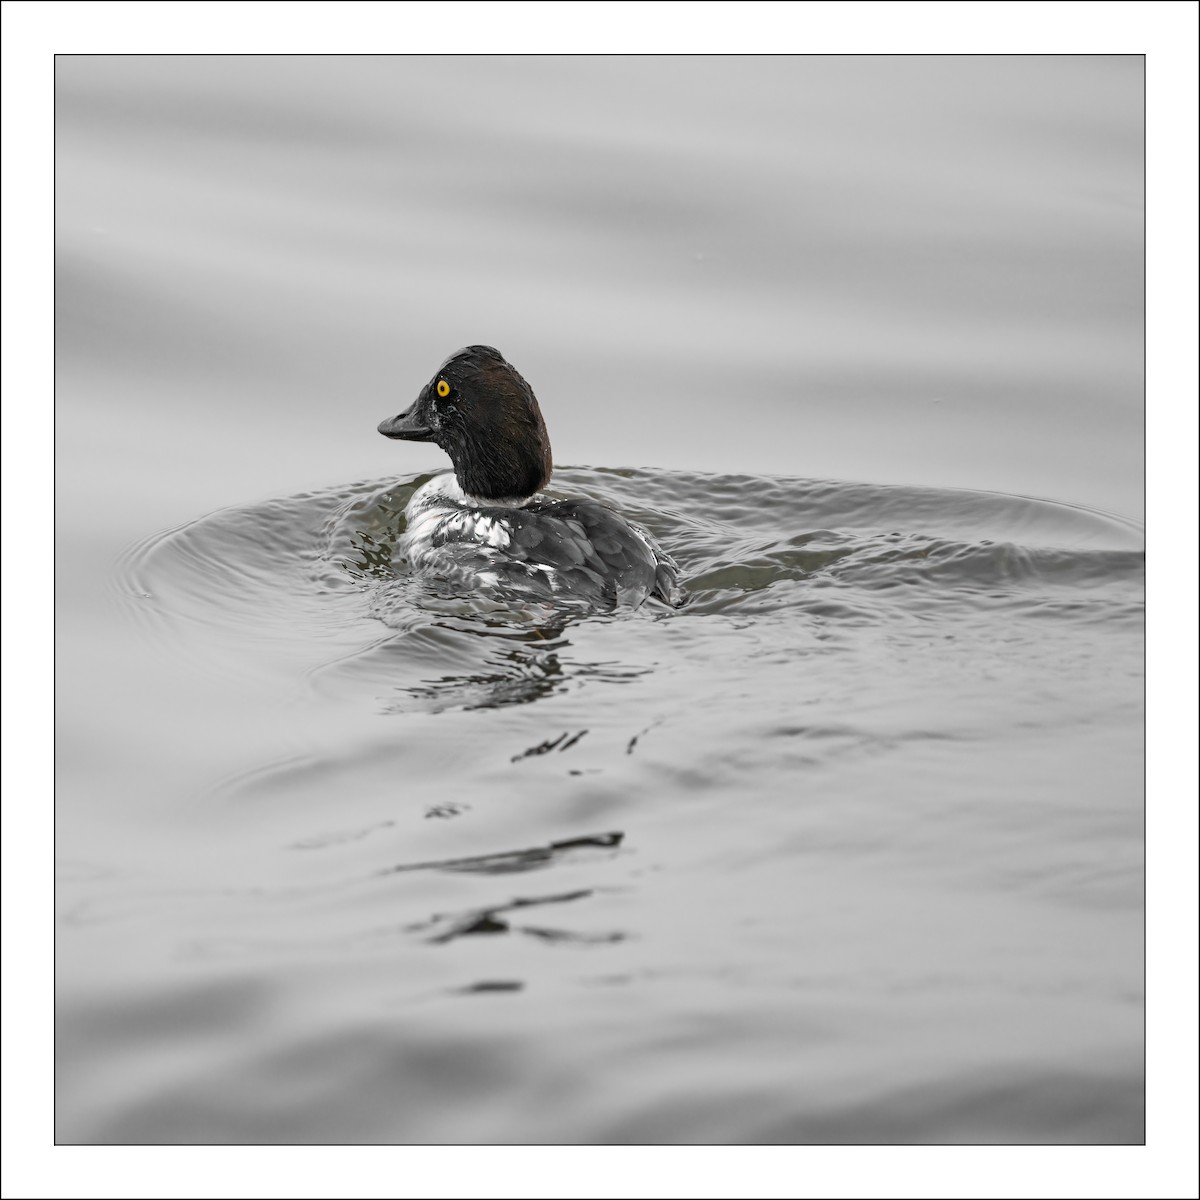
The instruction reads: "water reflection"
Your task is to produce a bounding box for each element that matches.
[511,730,589,762]
[377,831,624,878]
[313,614,653,714]
[409,887,611,946]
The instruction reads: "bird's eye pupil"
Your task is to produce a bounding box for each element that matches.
[437,379,450,398]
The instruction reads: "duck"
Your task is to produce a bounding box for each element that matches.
[378,345,685,610]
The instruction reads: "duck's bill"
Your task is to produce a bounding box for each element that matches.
[378,405,434,441]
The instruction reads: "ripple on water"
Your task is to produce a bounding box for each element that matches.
[120,465,1143,641]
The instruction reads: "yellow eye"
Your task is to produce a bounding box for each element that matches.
[436,379,450,398]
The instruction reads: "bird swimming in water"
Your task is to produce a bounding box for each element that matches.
[378,345,685,610]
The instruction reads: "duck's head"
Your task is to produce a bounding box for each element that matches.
[379,345,553,502]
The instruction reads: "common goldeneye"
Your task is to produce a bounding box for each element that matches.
[378,345,685,610]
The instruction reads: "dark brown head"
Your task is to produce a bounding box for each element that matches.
[378,345,553,501]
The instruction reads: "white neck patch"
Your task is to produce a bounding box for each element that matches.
[412,472,535,510]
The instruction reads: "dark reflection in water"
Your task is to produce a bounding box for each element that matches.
[410,887,625,947]
[511,730,589,762]
[384,630,570,713]
[454,981,525,995]
[314,622,655,714]
[377,830,624,878]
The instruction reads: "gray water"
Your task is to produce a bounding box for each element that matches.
[55,55,1144,1144]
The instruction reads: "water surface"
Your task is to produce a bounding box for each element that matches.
[56,466,1145,1143]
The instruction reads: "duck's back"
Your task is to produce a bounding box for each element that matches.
[404,493,685,610]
